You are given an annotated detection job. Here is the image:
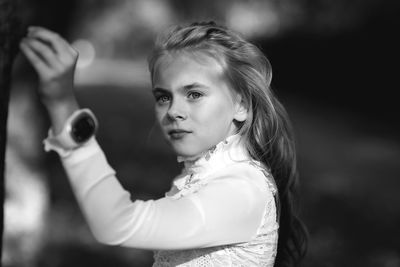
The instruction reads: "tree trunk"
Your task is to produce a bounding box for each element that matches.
[0,0,20,263]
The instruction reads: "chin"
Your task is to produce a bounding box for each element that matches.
[170,143,203,159]
[172,148,200,158]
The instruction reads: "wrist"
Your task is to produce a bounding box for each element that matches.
[45,99,80,135]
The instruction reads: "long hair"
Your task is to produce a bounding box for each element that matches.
[148,21,308,266]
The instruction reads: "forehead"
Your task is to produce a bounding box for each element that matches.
[152,52,226,86]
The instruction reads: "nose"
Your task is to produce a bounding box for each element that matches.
[167,99,187,121]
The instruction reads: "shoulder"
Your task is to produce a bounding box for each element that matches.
[209,160,273,196]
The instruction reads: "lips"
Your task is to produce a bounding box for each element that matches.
[168,129,192,139]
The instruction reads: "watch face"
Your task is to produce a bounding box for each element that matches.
[71,113,97,143]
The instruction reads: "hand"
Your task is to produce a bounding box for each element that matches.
[20,26,80,134]
[20,26,78,105]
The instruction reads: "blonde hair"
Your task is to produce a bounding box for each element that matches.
[148,21,307,266]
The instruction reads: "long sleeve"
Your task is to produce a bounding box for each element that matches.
[59,139,271,250]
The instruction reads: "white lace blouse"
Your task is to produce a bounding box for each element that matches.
[45,134,279,266]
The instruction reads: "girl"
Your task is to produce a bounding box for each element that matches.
[20,21,307,266]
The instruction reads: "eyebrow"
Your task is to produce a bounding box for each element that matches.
[152,83,209,93]
[152,87,169,94]
[183,83,209,91]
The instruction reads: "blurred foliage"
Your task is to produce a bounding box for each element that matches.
[16,0,400,57]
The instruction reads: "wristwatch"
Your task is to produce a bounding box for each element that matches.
[46,108,99,151]
[67,109,98,145]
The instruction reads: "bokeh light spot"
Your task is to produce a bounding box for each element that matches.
[72,39,96,69]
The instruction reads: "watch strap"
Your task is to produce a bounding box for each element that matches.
[43,108,98,156]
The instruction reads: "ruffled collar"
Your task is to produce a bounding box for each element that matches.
[170,134,251,192]
[178,134,248,168]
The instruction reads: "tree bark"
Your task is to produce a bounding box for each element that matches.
[0,0,20,263]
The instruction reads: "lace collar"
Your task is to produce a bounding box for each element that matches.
[178,134,249,168]
[171,134,251,192]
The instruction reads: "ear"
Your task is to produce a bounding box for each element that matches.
[233,95,248,122]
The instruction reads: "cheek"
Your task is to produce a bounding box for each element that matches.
[154,106,166,125]
[196,100,234,128]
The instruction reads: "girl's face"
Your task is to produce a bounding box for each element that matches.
[152,52,247,158]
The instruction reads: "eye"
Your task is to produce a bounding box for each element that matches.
[155,94,171,104]
[187,91,203,100]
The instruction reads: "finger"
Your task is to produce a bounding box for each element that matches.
[27,26,73,53]
[20,40,52,75]
[27,26,77,63]
[23,37,63,70]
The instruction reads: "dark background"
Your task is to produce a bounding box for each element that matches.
[4,0,400,266]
